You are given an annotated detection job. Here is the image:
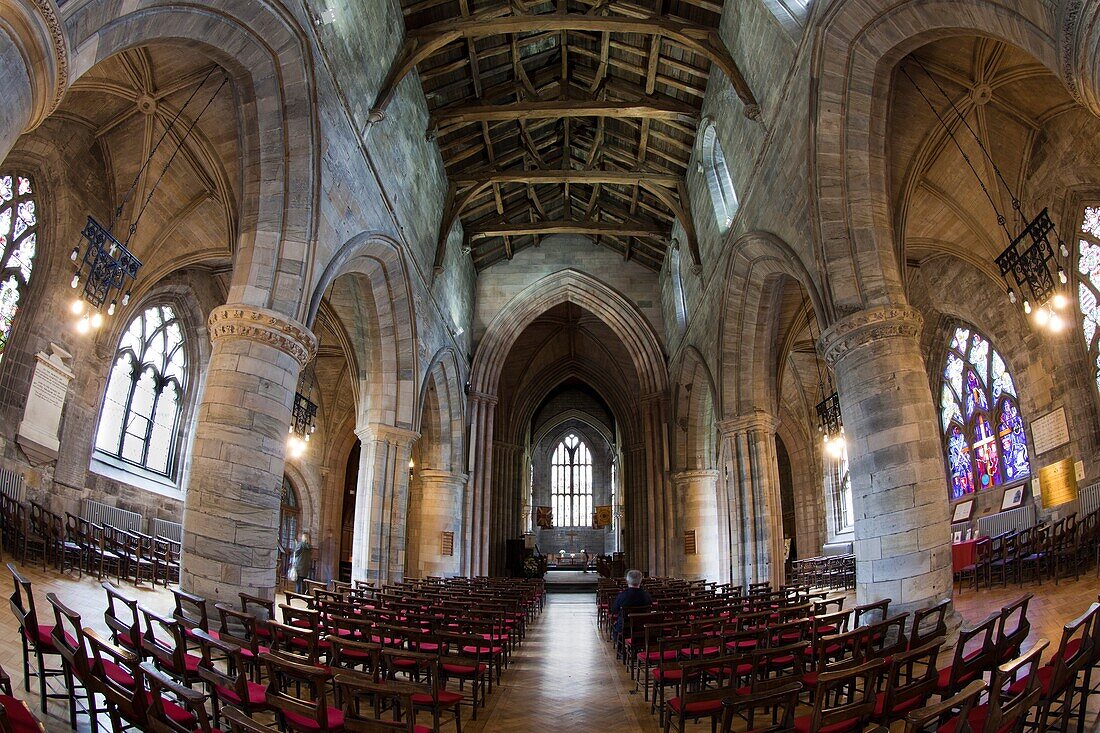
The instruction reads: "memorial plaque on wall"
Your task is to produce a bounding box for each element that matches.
[1031,407,1070,455]
[16,344,75,465]
[1038,458,1079,509]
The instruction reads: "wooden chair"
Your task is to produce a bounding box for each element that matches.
[718,680,802,733]
[6,565,67,716]
[1028,604,1097,732]
[240,593,276,646]
[437,632,490,719]
[172,588,213,648]
[102,581,144,657]
[661,654,742,733]
[995,593,1032,663]
[46,592,101,731]
[794,659,886,733]
[0,690,46,733]
[381,649,462,733]
[261,652,344,733]
[194,628,271,726]
[873,638,944,725]
[142,608,202,687]
[951,640,1048,733]
[85,628,150,733]
[903,679,986,732]
[958,537,992,591]
[935,612,999,698]
[334,671,423,732]
[143,661,218,733]
[908,599,949,650]
[214,603,267,679]
[222,705,279,733]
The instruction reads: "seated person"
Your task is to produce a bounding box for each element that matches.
[611,568,652,640]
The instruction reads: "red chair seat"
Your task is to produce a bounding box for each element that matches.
[442,662,487,676]
[873,691,923,717]
[938,704,989,733]
[0,696,42,733]
[215,681,267,707]
[1006,665,1054,696]
[463,645,503,656]
[102,660,135,688]
[770,654,795,666]
[651,668,683,681]
[282,707,344,731]
[936,666,977,692]
[793,714,860,733]
[1055,639,1082,663]
[802,672,818,688]
[411,690,463,706]
[667,697,724,716]
[681,646,720,657]
[145,694,197,726]
[391,658,419,669]
[238,645,271,659]
[183,653,202,673]
[637,650,678,662]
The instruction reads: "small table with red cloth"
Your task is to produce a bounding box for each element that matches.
[951,537,985,572]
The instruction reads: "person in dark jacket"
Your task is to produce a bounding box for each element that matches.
[611,569,652,640]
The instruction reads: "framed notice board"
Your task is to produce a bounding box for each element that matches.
[1038,458,1079,509]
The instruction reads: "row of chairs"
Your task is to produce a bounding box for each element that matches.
[788,554,857,590]
[957,508,1100,592]
[0,494,180,587]
[6,560,543,733]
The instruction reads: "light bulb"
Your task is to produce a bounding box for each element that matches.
[1007,288,1017,304]
[288,424,294,434]
[1053,293,1067,310]
[304,433,310,442]
[408,458,415,469]
[1023,300,1032,314]
[1058,268,1068,285]
[70,299,85,315]
[1035,307,1050,326]
[76,315,90,334]
[1060,242,1070,258]
[107,300,116,316]
[70,273,80,289]
[70,247,79,262]
[90,312,103,329]
[121,291,131,306]
[1049,313,1065,332]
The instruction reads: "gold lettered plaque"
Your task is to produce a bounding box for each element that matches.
[1038,458,1079,509]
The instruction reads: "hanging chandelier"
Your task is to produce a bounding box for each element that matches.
[901,57,1070,334]
[69,67,227,334]
[805,294,845,459]
[288,362,318,459]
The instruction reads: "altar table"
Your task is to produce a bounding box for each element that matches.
[951,537,984,572]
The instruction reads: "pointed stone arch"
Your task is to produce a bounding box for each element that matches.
[63,0,321,319]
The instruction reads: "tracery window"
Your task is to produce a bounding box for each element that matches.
[939,326,1030,501]
[699,122,738,232]
[279,476,301,551]
[95,305,187,478]
[670,245,688,330]
[1077,206,1100,395]
[0,174,37,361]
[827,445,853,534]
[550,434,593,527]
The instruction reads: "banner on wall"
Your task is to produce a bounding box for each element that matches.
[593,505,613,529]
[536,506,553,528]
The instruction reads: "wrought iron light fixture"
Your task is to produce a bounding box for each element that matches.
[287,390,318,459]
[70,67,227,334]
[805,294,845,459]
[902,58,1070,334]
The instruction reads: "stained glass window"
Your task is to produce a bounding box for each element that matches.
[279,475,301,551]
[550,434,593,527]
[939,325,1031,501]
[95,305,187,478]
[0,174,37,362]
[1077,205,1100,396]
[699,121,738,232]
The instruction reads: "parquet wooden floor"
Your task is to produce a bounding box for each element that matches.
[2,558,1099,733]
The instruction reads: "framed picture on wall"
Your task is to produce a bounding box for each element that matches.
[951,499,975,523]
[1001,486,1025,511]
[952,530,963,543]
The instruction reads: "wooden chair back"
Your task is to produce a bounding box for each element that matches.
[995,593,1032,663]
[102,581,143,653]
[719,680,802,733]
[804,659,886,733]
[983,640,1047,733]
[143,660,217,733]
[908,599,949,650]
[875,638,944,724]
[222,706,277,733]
[942,612,999,696]
[334,671,420,732]
[85,627,146,730]
[903,680,986,732]
[261,652,341,733]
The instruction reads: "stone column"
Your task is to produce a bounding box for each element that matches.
[350,423,418,584]
[718,411,784,588]
[622,443,647,568]
[673,469,720,581]
[641,393,673,576]
[181,305,316,602]
[464,392,496,576]
[820,305,952,612]
[413,469,467,577]
[0,0,66,162]
[490,441,522,575]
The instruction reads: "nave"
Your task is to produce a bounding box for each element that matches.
[1,553,1099,733]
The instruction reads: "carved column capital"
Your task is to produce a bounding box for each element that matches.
[1057,0,1100,115]
[818,305,923,368]
[718,410,780,436]
[419,469,468,488]
[355,423,420,447]
[670,469,720,485]
[208,304,317,366]
[467,390,499,407]
[0,0,68,130]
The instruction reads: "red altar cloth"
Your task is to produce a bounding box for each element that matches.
[951,537,984,572]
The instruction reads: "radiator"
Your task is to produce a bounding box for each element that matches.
[977,504,1037,538]
[0,466,24,503]
[82,499,142,532]
[1079,481,1100,517]
[151,518,182,542]
[951,522,970,540]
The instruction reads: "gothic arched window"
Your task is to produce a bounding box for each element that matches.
[279,476,301,551]
[95,304,187,477]
[699,122,738,232]
[939,325,1030,501]
[551,434,593,527]
[1077,206,1100,395]
[0,174,37,361]
[670,245,688,330]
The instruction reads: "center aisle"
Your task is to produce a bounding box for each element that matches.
[469,594,660,733]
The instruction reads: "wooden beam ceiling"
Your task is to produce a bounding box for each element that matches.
[396,0,750,272]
